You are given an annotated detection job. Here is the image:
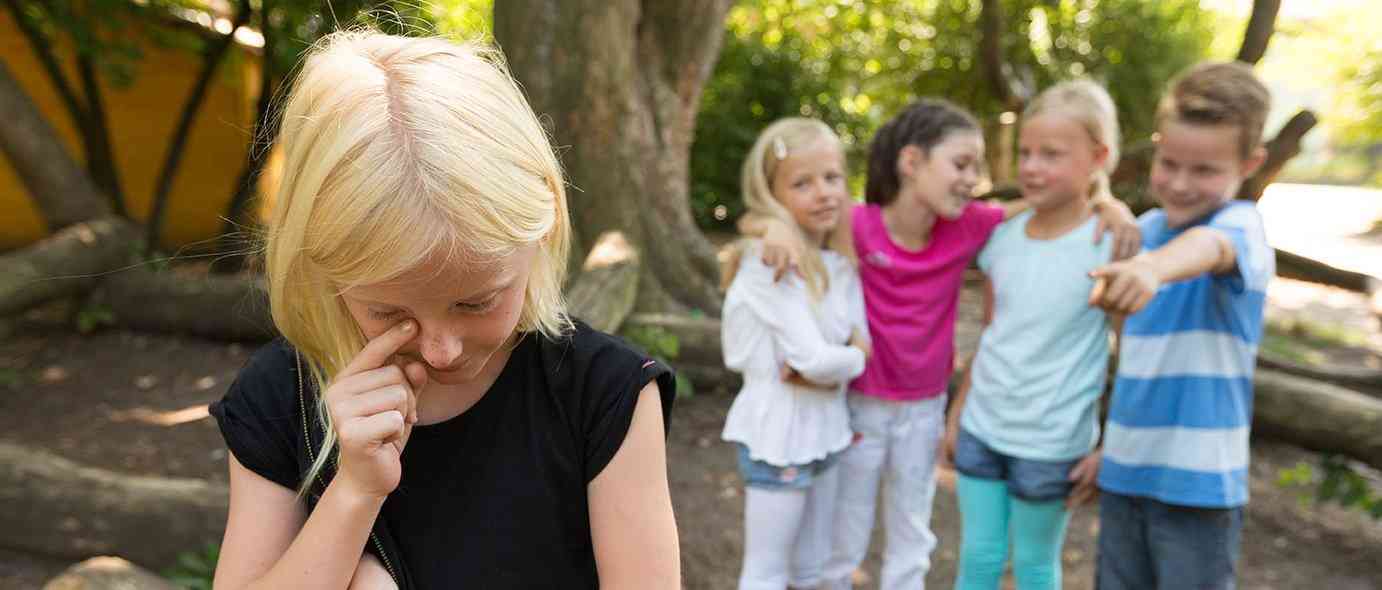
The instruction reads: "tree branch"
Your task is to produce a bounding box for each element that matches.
[0,60,111,229]
[2,0,89,143]
[76,51,126,215]
[1239,109,1318,201]
[144,0,253,254]
[1236,0,1281,65]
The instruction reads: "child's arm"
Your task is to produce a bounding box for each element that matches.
[737,212,802,281]
[737,202,860,281]
[1090,194,1142,261]
[1088,226,1235,315]
[1066,315,1122,509]
[939,276,995,468]
[589,385,680,589]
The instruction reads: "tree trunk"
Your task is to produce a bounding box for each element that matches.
[494,0,732,316]
[0,443,227,570]
[0,218,138,317]
[1253,369,1382,472]
[0,60,111,229]
[565,231,641,333]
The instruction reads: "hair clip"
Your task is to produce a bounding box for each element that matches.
[772,137,788,160]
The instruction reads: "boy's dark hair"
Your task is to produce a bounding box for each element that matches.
[865,98,980,205]
[1157,61,1271,160]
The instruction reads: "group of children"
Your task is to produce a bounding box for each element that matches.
[721,60,1274,590]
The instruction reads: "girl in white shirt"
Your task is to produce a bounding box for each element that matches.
[721,118,871,590]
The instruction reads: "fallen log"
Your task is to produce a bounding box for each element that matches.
[0,443,227,569]
[96,268,274,341]
[1275,248,1379,295]
[0,218,139,317]
[1253,369,1382,472]
[1257,352,1382,398]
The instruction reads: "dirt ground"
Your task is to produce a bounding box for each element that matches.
[1,278,1381,589]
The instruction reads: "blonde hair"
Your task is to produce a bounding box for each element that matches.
[1158,61,1270,160]
[723,118,853,300]
[1023,79,1121,201]
[264,30,571,495]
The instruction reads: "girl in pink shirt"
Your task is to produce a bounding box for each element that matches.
[745,99,1137,590]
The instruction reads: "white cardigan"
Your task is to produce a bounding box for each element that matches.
[720,242,869,467]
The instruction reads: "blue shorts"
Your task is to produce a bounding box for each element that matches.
[953,427,1079,501]
[736,444,841,490]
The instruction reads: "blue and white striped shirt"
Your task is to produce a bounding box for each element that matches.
[1098,201,1273,508]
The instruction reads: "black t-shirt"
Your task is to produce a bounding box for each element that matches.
[209,321,676,589]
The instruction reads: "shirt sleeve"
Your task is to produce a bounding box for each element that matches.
[208,341,304,491]
[1208,203,1274,295]
[971,202,1007,246]
[580,333,677,483]
[732,251,867,385]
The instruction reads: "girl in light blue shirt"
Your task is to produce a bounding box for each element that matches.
[939,79,1126,590]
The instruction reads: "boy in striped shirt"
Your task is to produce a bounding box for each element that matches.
[1084,61,1273,590]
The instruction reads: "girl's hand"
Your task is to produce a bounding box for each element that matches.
[780,364,837,391]
[848,328,872,361]
[937,422,958,469]
[761,220,803,282]
[325,320,429,500]
[1066,449,1102,508]
[1091,197,1142,261]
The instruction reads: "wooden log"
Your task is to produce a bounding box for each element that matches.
[1275,248,1379,295]
[42,556,178,590]
[565,231,640,334]
[1258,353,1382,398]
[96,268,275,342]
[0,443,227,569]
[0,218,139,317]
[1253,369,1382,471]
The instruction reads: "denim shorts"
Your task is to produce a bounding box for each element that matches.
[736,444,841,490]
[952,427,1078,501]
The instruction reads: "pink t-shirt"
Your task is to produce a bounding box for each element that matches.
[850,201,1005,401]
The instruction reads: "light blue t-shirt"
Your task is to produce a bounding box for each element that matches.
[961,210,1113,461]
[1098,201,1272,508]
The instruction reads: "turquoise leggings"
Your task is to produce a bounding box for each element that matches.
[954,473,1071,590]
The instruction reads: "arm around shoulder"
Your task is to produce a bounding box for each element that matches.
[588,383,680,589]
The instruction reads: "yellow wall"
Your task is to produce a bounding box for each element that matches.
[0,13,261,250]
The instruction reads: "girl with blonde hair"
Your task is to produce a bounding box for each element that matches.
[939,78,1122,590]
[721,117,871,590]
[208,30,679,589]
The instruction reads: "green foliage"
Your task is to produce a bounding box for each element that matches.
[1279,456,1382,520]
[163,543,219,590]
[624,325,681,360]
[623,325,695,398]
[0,368,22,390]
[74,303,116,335]
[691,0,1214,229]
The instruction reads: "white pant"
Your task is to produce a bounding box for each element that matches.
[738,463,841,590]
[823,394,947,590]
